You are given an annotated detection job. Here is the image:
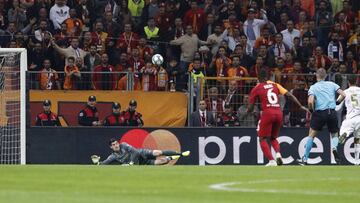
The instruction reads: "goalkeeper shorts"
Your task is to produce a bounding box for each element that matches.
[138,149,156,165]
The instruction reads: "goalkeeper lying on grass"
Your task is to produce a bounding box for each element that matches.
[91,138,190,165]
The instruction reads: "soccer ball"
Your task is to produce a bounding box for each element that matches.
[152,54,164,66]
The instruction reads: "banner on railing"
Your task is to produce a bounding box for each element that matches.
[29,90,187,127]
[27,127,357,165]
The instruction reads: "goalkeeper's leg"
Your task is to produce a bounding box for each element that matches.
[139,154,179,165]
[153,150,190,157]
[153,156,180,165]
[137,149,190,165]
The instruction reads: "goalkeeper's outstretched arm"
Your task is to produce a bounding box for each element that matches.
[100,154,117,165]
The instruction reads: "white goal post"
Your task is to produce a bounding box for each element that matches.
[0,48,27,164]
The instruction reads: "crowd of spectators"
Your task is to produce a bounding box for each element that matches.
[2,0,359,126]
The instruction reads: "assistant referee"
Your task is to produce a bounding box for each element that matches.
[299,68,346,165]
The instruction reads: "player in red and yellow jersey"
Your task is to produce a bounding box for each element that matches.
[247,69,310,166]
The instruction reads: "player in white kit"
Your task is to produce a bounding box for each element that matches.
[336,76,360,165]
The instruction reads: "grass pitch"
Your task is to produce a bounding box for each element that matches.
[0,165,358,203]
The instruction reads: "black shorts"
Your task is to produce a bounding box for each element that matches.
[137,149,156,165]
[310,109,339,133]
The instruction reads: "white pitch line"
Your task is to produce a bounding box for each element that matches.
[209,178,360,197]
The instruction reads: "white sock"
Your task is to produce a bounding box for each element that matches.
[355,144,360,165]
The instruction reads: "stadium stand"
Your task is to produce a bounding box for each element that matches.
[1,0,359,127]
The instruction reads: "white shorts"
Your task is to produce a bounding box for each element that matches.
[340,117,360,139]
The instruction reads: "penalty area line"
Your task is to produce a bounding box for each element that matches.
[209,178,360,197]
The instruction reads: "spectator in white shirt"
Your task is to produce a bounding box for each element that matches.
[243,8,268,51]
[281,20,300,49]
[51,37,88,65]
[170,25,208,71]
[49,0,70,30]
[207,24,227,55]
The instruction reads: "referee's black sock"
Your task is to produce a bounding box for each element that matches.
[332,150,341,164]
[162,150,180,156]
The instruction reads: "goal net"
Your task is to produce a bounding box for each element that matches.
[0,48,27,164]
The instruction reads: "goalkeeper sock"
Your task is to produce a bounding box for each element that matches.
[303,136,314,161]
[330,133,339,151]
[270,138,280,153]
[162,150,180,156]
[260,139,274,161]
[355,144,360,165]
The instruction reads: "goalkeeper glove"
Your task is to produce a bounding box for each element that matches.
[91,155,100,165]
[121,161,134,166]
